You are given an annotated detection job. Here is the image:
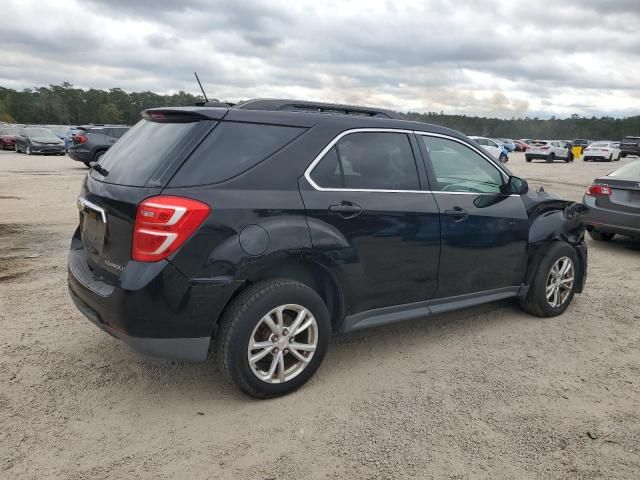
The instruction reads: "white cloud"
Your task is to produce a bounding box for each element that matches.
[0,0,638,118]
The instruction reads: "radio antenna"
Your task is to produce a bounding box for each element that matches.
[194,71,209,103]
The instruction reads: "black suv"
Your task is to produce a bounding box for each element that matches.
[619,136,640,158]
[68,99,588,398]
[68,125,129,166]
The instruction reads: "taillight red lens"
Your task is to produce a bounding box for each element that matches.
[586,184,612,196]
[132,196,210,262]
[540,146,549,150]
[76,134,88,144]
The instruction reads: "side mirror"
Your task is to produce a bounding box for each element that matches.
[506,176,528,195]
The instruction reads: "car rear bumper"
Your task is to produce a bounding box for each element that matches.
[67,234,242,361]
[68,148,92,163]
[583,196,640,237]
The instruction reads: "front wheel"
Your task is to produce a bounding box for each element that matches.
[519,242,579,317]
[25,145,32,155]
[546,153,555,163]
[215,279,331,398]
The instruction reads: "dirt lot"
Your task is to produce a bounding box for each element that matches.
[1,149,639,479]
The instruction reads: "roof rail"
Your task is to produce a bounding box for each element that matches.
[233,98,404,119]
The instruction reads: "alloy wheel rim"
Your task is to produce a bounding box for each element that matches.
[545,256,575,308]
[247,304,318,384]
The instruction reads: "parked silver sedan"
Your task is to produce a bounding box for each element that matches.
[583,160,640,240]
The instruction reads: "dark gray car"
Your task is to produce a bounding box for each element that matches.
[68,125,129,166]
[15,127,66,155]
[583,160,640,240]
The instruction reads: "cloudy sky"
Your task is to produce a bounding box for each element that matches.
[1,0,639,118]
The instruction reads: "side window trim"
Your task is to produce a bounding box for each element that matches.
[305,128,510,194]
[305,128,424,193]
[414,131,509,184]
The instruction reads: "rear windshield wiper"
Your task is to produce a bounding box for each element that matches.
[89,162,109,176]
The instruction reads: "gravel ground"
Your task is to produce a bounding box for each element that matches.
[1,149,639,479]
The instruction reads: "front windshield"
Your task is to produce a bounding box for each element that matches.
[23,128,59,139]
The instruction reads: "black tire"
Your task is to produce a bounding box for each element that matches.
[607,154,613,162]
[215,279,331,398]
[25,144,32,155]
[519,242,579,317]
[588,230,615,242]
[93,150,106,162]
[615,154,620,161]
[546,153,555,163]
[83,161,92,168]
[525,156,532,163]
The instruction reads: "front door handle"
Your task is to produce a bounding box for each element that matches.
[444,207,468,221]
[329,201,362,218]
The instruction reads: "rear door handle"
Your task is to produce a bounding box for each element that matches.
[444,207,468,221]
[329,201,362,218]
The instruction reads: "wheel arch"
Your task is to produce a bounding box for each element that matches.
[218,258,346,334]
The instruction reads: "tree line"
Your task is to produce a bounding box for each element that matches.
[1,83,638,140]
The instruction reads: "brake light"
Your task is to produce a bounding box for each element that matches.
[539,146,549,150]
[75,134,88,144]
[132,196,210,262]
[586,184,612,196]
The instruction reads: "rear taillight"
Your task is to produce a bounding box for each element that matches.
[585,184,612,196]
[132,196,210,262]
[75,134,88,144]
[539,146,549,150]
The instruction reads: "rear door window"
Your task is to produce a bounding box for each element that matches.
[309,131,420,190]
[169,122,305,186]
[92,119,211,186]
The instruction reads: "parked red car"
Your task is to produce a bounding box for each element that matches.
[514,139,529,152]
[0,127,19,150]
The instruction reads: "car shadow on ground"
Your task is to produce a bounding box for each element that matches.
[80,298,525,404]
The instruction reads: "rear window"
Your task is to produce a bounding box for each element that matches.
[93,119,208,186]
[609,161,640,179]
[169,122,305,186]
[530,140,548,146]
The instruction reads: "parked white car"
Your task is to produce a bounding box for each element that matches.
[582,141,621,162]
[525,140,572,163]
[468,136,507,162]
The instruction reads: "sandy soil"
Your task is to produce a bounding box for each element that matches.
[1,150,639,479]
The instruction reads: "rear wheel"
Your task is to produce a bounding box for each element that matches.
[93,150,105,162]
[525,156,532,163]
[588,231,615,242]
[519,242,579,317]
[215,279,330,398]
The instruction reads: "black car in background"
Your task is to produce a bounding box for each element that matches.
[15,126,66,155]
[571,139,590,154]
[68,99,588,398]
[619,136,640,158]
[68,125,129,166]
[584,160,640,241]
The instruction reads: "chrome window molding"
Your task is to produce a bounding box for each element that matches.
[77,196,107,223]
[304,128,509,194]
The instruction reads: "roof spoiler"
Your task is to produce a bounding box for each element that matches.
[233,98,404,119]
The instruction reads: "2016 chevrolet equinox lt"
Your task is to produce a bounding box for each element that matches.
[68,99,588,398]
